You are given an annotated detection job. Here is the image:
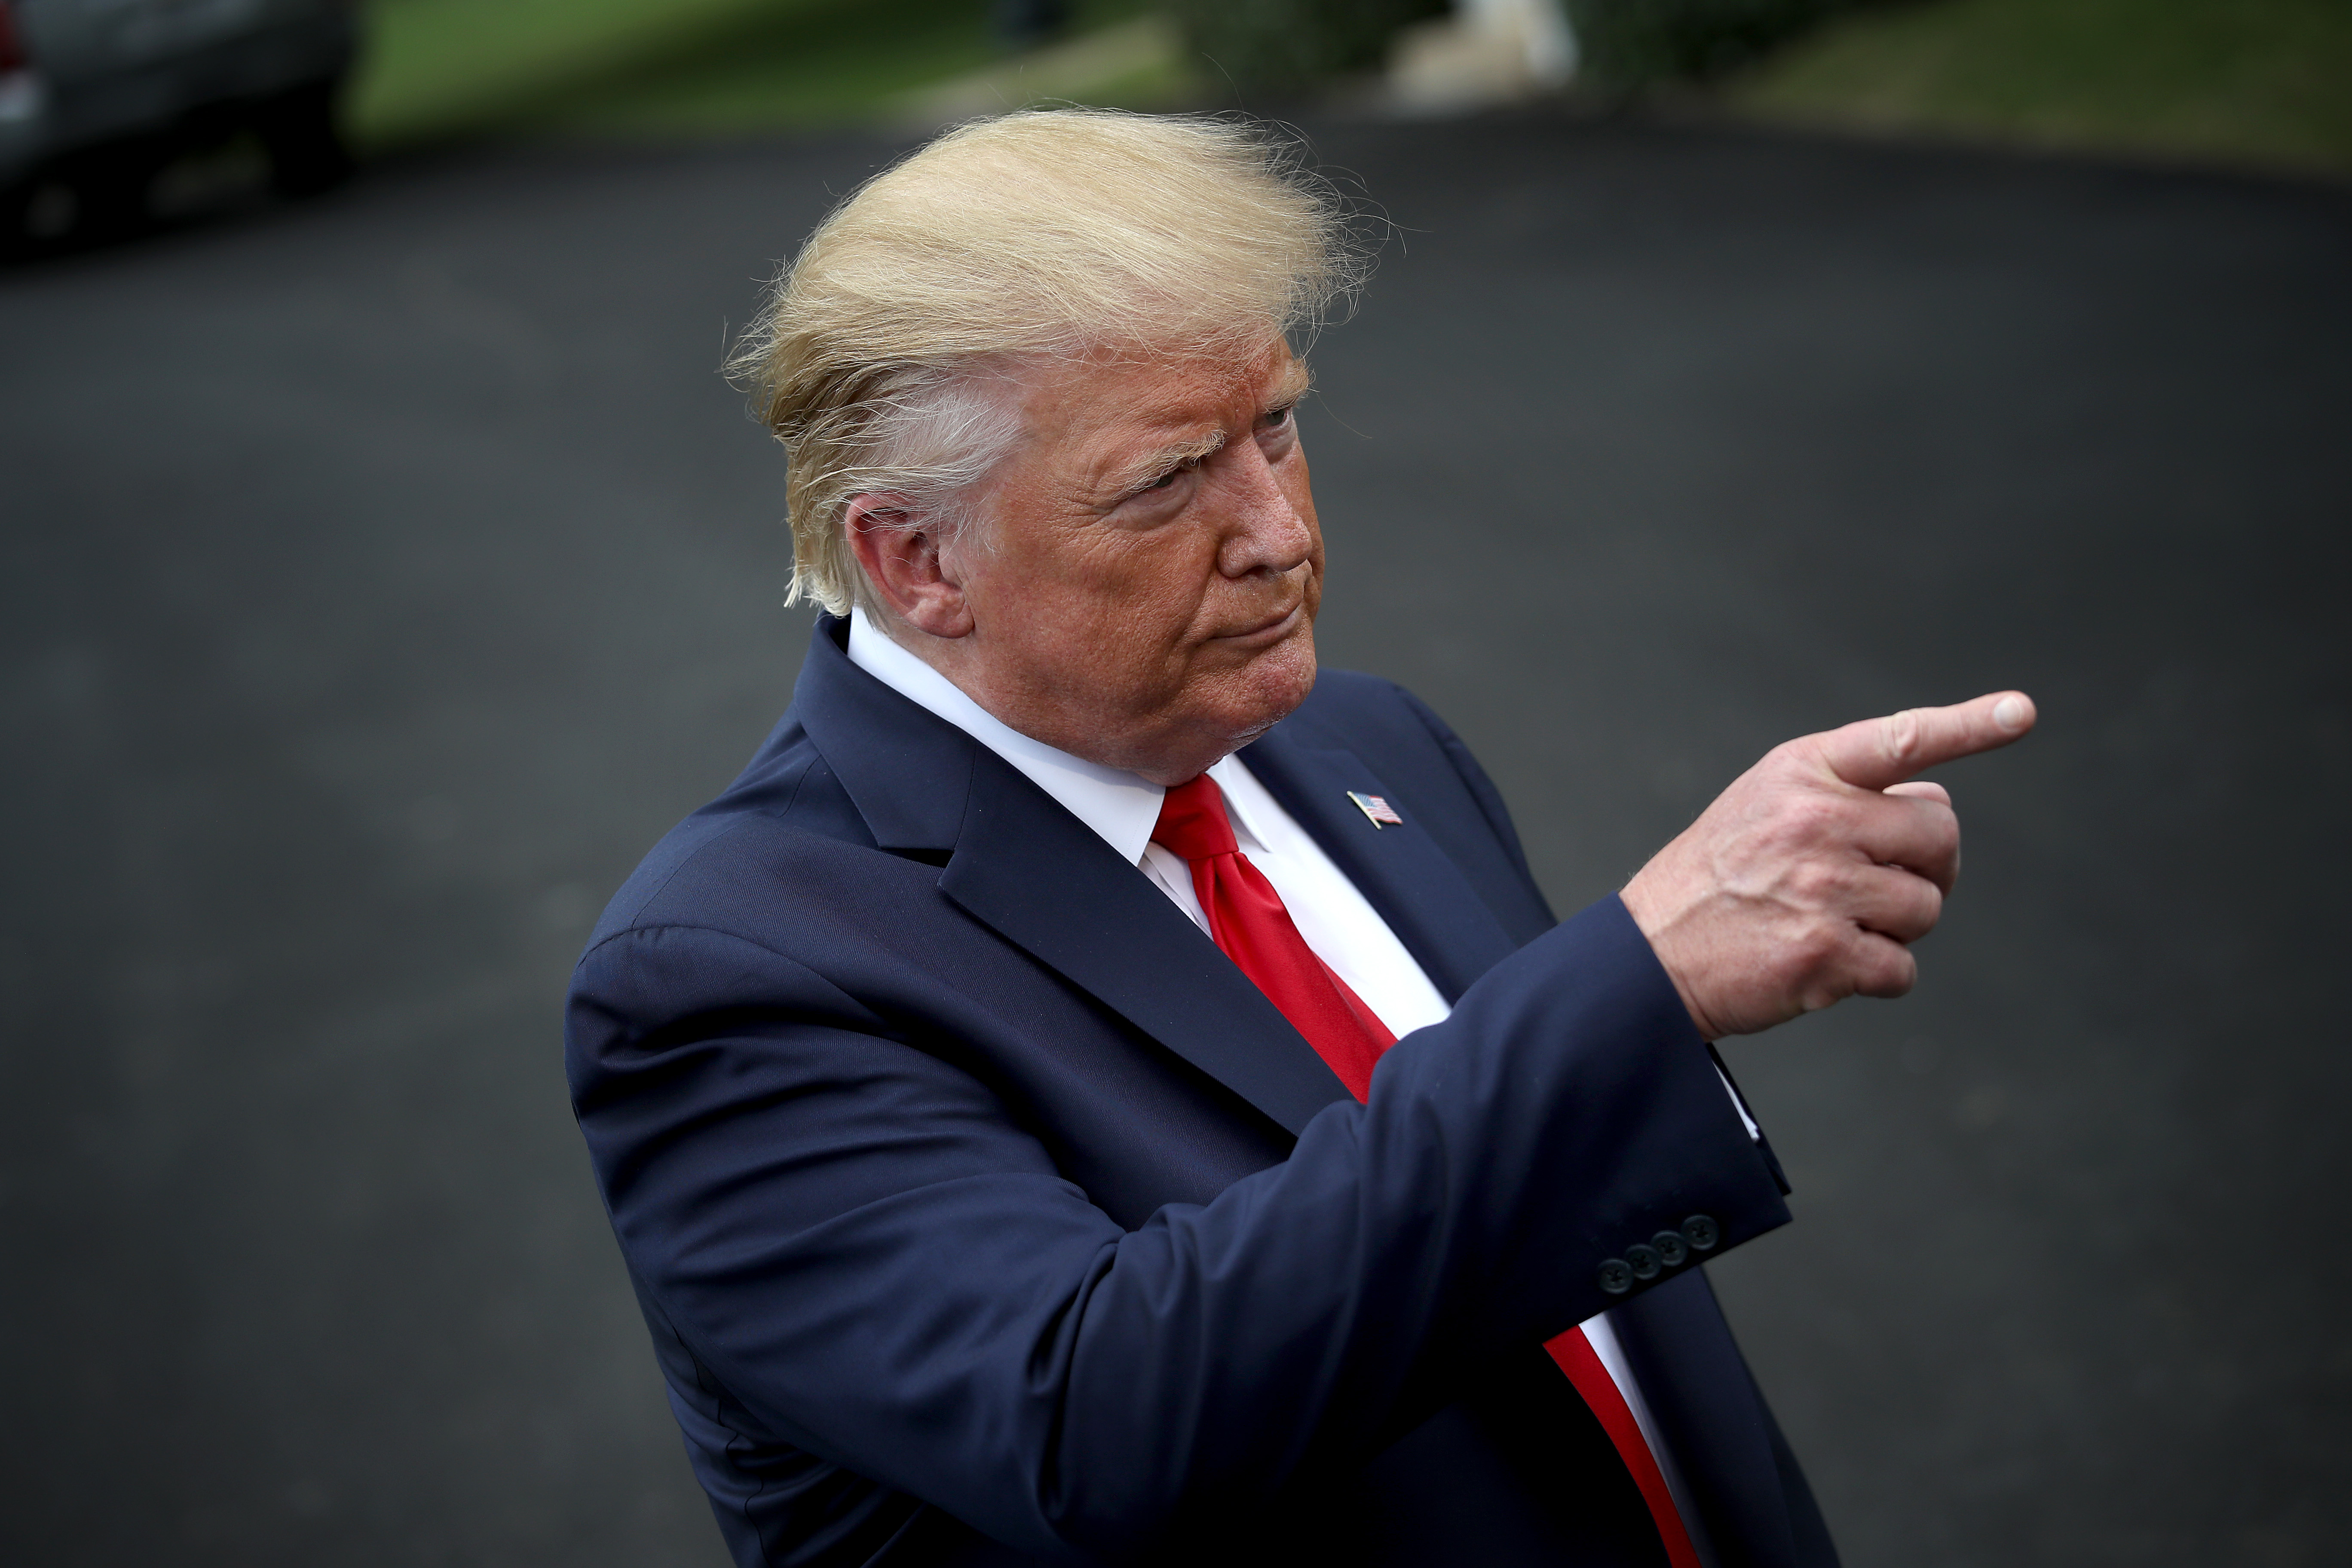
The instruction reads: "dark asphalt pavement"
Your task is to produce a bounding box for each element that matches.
[3,114,2347,1568]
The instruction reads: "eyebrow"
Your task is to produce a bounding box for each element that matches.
[1267,357,1313,406]
[1105,363,1314,496]
[1111,429,1227,495]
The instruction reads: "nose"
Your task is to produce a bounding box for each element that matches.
[1212,439,1313,581]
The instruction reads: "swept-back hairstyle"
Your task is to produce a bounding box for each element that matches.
[728,109,1369,616]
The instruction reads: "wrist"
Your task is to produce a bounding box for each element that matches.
[1619,869,1720,1041]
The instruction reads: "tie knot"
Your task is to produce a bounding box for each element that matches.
[1151,775,1238,862]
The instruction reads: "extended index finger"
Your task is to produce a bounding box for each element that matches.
[1814,692,2037,791]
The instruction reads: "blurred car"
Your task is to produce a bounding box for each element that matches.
[0,0,358,245]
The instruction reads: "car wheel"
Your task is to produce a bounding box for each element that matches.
[71,145,159,236]
[255,78,351,198]
[10,141,164,250]
[0,175,71,255]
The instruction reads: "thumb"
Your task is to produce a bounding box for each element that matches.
[1814,692,2036,791]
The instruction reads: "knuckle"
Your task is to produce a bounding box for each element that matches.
[1790,861,1846,905]
[1774,791,1845,844]
[1790,790,1841,828]
[1878,709,1926,770]
[1789,921,1846,972]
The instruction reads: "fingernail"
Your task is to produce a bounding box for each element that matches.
[1994,695,2029,732]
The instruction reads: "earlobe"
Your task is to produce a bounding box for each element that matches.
[844,494,974,639]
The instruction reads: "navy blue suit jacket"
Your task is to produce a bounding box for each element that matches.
[566,616,1839,1568]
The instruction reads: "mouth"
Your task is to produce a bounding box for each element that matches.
[1218,599,1305,647]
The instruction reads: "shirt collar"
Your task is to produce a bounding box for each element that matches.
[1203,753,1271,854]
[847,608,1168,865]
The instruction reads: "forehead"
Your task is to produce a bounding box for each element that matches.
[1022,341,1307,448]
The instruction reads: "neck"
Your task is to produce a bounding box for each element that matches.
[849,606,1231,786]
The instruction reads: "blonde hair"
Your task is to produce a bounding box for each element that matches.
[728,109,1369,617]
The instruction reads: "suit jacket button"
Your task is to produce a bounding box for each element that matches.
[1651,1230,1689,1268]
[1681,1214,1720,1251]
[1625,1243,1662,1280]
[1598,1258,1633,1294]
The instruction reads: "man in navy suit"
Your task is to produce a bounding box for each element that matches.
[566,110,2035,1568]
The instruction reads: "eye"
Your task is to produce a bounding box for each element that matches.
[1144,467,1182,490]
[1260,404,1293,431]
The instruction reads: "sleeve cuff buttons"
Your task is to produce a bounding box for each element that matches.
[1597,1214,1718,1295]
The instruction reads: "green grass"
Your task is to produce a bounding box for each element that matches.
[349,0,1185,149]
[1725,0,2352,178]
[353,0,2352,177]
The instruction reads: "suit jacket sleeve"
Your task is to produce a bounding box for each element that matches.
[568,873,1789,1562]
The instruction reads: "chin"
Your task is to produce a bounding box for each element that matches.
[1224,628,1318,743]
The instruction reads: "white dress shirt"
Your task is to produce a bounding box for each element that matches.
[845,608,1717,1562]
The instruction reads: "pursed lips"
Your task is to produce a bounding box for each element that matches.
[1208,561,1315,644]
[1213,593,1309,645]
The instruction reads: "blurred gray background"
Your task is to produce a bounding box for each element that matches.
[3,111,2347,1566]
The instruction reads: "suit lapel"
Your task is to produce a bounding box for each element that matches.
[793,617,1351,1137]
[1240,729,1519,1004]
[938,751,1354,1136]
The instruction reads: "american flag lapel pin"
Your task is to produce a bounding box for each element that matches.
[1347,790,1403,829]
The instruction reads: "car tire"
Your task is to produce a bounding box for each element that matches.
[0,177,57,258]
[255,77,351,198]
[12,139,165,250]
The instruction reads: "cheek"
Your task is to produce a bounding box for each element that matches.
[986,531,1211,689]
[1081,527,1225,634]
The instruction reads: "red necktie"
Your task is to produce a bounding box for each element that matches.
[1151,775,1704,1568]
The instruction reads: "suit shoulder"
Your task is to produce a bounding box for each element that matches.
[587,715,886,948]
[1285,668,1421,741]
[1282,668,1458,767]
[1297,665,1417,719]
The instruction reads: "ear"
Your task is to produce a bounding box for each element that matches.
[844,494,974,639]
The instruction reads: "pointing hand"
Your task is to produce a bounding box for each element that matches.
[1619,692,2037,1040]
